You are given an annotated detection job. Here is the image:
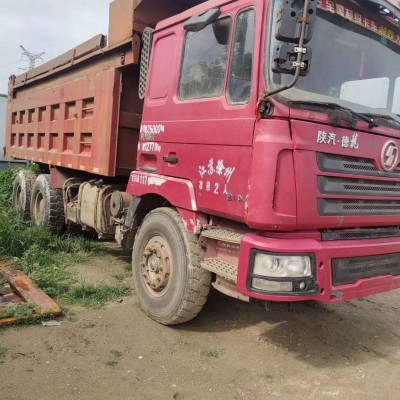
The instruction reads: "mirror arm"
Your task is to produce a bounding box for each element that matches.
[257,0,311,116]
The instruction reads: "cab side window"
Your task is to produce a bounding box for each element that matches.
[179,18,232,100]
[227,9,256,104]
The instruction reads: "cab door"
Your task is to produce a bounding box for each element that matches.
[142,0,264,221]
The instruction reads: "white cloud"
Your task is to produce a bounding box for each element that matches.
[0,0,111,93]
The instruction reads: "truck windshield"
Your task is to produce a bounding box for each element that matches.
[268,0,400,120]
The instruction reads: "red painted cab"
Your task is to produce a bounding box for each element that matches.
[129,0,400,306]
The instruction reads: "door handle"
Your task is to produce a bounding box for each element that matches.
[163,156,179,164]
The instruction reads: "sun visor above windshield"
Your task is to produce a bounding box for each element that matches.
[133,0,206,29]
[319,1,399,47]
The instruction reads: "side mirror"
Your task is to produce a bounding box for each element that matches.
[138,27,154,100]
[184,8,221,32]
[212,18,231,45]
[272,0,316,76]
[272,43,312,76]
[276,0,317,44]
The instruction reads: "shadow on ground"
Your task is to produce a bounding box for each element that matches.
[181,289,400,369]
[103,243,400,370]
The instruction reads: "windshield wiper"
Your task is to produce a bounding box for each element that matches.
[362,113,400,127]
[289,100,379,129]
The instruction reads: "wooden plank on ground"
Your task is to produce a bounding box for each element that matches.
[9,276,62,316]
[0,263,62,325]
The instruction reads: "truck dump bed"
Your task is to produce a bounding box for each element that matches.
[5,0,204,177]
[7,33,142,177]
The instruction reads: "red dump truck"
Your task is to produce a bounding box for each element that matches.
[5,0,400,325]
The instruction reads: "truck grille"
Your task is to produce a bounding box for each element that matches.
[322,226,400,241]
[318,176,400,197]
[316,153,400,216]
[319,199,400,216]
[332,253,400,285]
[317,153,400,178]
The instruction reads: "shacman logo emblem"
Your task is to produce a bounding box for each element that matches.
[381,141,399,172]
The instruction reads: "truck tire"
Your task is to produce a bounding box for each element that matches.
[30,174,65,235]
[12,170,37,219]
[132,207,211,325]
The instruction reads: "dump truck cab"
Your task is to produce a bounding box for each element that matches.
[128,0,400,304]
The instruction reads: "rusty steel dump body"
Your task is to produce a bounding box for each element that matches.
[7,37,140,177]
[5,0,204,178]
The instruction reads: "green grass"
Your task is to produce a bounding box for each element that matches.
[202,348,225,358]
[0,346,7,363]
[65,284,131,308]
[105,349,123,367]
[0,167,18,206]
[0,303,39,320]
[0,274,7,289]
[113,274,126,282]
[0,167,128,313]
[105,360,118,367]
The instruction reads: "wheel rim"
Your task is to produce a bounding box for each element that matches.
[141,236,172,297]
[14,183,22,209]
[33,191,45,226]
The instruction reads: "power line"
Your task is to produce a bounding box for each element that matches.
[0,60,22,70]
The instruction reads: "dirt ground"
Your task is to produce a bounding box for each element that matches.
[1,246,400,400]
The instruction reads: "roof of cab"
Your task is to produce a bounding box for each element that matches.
[155,0,235,31]
[156,0,400,32]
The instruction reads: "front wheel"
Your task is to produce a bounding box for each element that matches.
[132,207,211,325]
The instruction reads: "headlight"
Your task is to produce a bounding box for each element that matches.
[253,254,312,278]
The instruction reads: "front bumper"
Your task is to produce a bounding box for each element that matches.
[236,233,400,303]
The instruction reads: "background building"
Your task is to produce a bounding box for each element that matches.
[0,94,27,170]
[0,94,8,169]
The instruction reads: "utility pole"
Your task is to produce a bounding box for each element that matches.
[20,45,45,70]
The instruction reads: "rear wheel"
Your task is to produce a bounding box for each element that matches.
[30,174,65,235]
[132,207,211,325]
[12,170,37,219]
